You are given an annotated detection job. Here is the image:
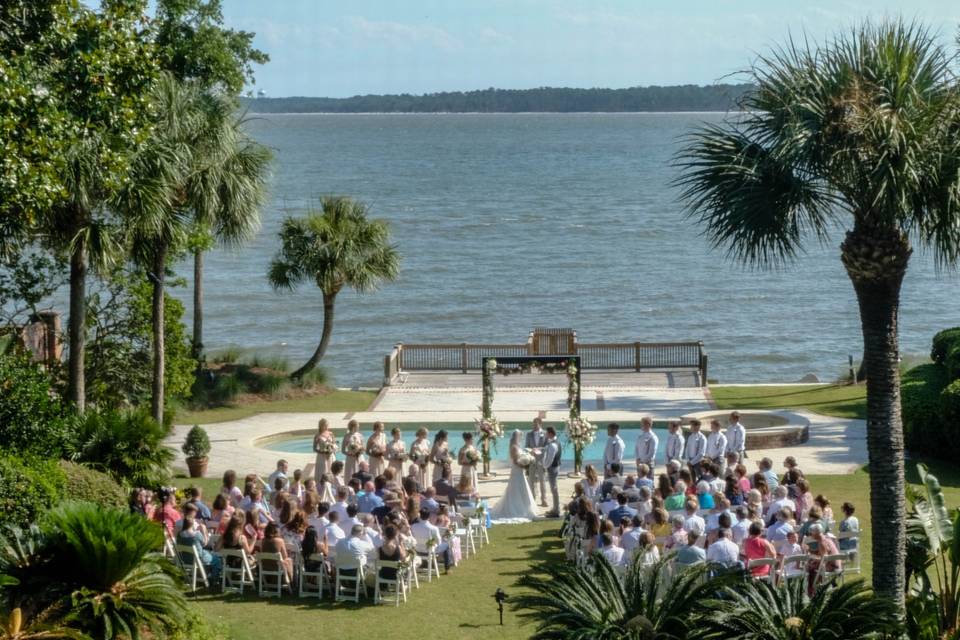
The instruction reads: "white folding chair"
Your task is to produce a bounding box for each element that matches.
[257,552,291,597]
[334,557,366,602]
[778,553,808,587]
[836,531,861,576]
[374,560,407,606]
[746,558,777,585]
[218,548,255,594]
[416,547,440,583]
[163,531,177,560]
[815,553,847,587]
[206,533,221,550]
[175,544,209,591]
[298,553,328,599]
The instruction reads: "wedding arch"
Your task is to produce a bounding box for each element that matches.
[476,355,582,477]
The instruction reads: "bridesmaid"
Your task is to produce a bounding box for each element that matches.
[341,420,364,480]
[366,421,387,477]
[410,428,431,490]
[430,430,450,485]
[386,427,407,476]
[457,431,480,490]
[312,419,337,484]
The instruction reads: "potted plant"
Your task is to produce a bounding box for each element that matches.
[182,425,210,478]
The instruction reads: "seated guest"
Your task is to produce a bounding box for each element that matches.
[289,469,305,503]
[758,457,779,490]
[707,512,732,545]
[335,524,375,577]
[352,460,374,485]
[421,487,440,514]
[404,465,421,494]
[282,510,307,544]
[330,487,351,523]
[377,524,404,581]
[434,465,459,504]
[625,473,647,497]
[815,494,835,527]
[637,531,660,567]
[308,500,329,532]
[219,513,255,556]
[633,486,653,522]
[260,522,294,584]
[600,463,625,500]
[798,505,826,550]
[674,531,706,567]
[781,456,803,486]
[666,460,682,488]
[665,515,688,551]
[724,476,744,506]
[268,459,289,492]
[696,481,715,509]
[724,452,739,479]
[645,507,671,539]
[683,499,705,536]
[656,474,674,501]
[357,481,384,514]
[607,492,637,525]
[372,492,399,525]
[209,494,233,532]
[734,464,751,495]
[805,523,840,594]
[778,530,806,579]
[410,508,452,572]
[598,488,620,518]
[764,485,795,526]
[600,533,625,566]
[838,502,859,552]
[705,527,740,569]
[185,487,212,520]
[580,465,602,501]
[743,521,777,577]
[705,496,731,532]
[152,488,182,537]
[324,511,346,547]
[176,517,220,578]
[664,481,687,511]
[221,470,244,507]
[341,504,363,534]
[455,475,478,503]
[317,474,336,504]
[730,506,751,545]
[330,460,346,489]
[243,508,265,546]
[301,526,328,577]
[620,515,644,560]
[794,478,813,521]
[765,509,794,544]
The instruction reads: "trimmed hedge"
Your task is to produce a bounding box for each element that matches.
[902,363,952,455]
[946,344,960,382]
[931,327,960,364]
[0,455,66,528]
[941,380,960,431]
[58,460,128,510]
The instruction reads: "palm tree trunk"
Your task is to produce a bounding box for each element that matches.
[192,248,203,359]
[842,223,911,611]
[67,234,87,412]
[290,291,336,381]
[150,244,167,424]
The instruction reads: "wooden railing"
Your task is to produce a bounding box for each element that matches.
[384,340,708,385]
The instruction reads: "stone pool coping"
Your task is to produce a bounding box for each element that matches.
[680,409,810,448]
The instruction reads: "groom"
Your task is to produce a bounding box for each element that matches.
[525,417,548,507]
[542,426,561,517]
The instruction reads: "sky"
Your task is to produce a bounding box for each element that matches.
[221,1,960,98]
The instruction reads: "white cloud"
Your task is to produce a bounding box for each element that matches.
[479,26,514,44]
[345,16,462,52]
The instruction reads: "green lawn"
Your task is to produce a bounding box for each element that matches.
[174,389,376,425]
[711,384,867,419]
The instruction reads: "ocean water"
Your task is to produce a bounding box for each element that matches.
[175,113,960,387]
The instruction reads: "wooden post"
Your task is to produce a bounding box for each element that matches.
[634,341,642,372]
[461,342,468,373]
[699,341,708,387]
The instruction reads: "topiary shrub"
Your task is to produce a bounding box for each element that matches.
[58,460,128,510]
[902,363,951,456]
[940,380,960,434]
[0,455,66,528]
[931,327,960,365]
[181,425,210,459]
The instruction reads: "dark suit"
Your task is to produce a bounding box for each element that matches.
[434,478,458,505]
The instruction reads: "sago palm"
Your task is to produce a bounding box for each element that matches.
[513,553,723,640]
[698,578,902,639]
[674,21,960,609]
[45,503,186,640]
[268,196,400,380]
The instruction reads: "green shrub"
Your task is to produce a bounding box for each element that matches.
[71,408,173,487]
[940,380,960,431]
[182,425,210,459]
[297,366,329,388]
[211,373,243,404]
[931,327,960,365]
[946,344,960,382]
[58,460,128,510]
[902,363,951,455]
[0,351,73,458]
[0,455,66,528]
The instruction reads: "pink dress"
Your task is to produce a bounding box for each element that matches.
[743,536,771,576]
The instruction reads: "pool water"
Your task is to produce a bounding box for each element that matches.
[260,422,671,464]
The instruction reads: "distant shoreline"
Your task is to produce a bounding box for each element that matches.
[244,110,735,115]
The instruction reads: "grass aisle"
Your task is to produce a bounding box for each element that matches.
[192,520,563,640]
[711,384,866,419]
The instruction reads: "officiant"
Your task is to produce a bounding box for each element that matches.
[525,417,548,507]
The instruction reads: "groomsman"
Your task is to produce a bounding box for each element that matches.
[633,417,658,479]
[664,421,685,467]
[683,419,707,481]
[525,417,548,507]
[603,423,625,479]
[542,427,562,517]
[707,420,728,477]
[725,411,747,463]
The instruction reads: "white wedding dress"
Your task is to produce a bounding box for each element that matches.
[489,431,539,523]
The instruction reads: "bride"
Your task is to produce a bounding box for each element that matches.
[489,430,539,521]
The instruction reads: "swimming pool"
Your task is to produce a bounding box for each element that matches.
[258,421,671,464]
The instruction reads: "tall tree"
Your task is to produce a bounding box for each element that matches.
[675,22,960,609]
[121,74,269,422]
[151,0,270,359]
[268,197,401,381]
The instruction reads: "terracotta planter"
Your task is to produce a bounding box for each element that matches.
[186,456,208,478]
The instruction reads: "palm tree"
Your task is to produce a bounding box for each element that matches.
[121,74,270,422]
[44,504,187,640]
[268,196,401,381]
[699,578,902,639]
[513,553,724,639]
[674,21,960,609]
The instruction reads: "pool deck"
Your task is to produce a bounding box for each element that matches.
[168,381,867,512]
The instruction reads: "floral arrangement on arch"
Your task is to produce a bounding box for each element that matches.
[475,415,503,443]
[564,415,596,449]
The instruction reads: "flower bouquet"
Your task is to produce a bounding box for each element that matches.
[412,450,430,467]
[345,438,365,458]
[464,448,481,466]
[368,443,385,458]
[565,415,596,476]
[515,450,536,469]
[390,449,409,463]
[315,438,338,455]
[432,450,452,466]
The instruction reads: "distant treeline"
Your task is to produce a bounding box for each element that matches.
[241,84,753,113]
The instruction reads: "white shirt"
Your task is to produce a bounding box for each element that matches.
[542,439,560,469]
[340,516,363,535]
[665,431,684,462]
[639,545,660,567]
[684,514,706,535]
[334,535,374,568]
[267,470,289,491]
[705,537,740,567]
[634,429,659,464]
[601,545,626,566]
[731,518,751,545]
[765,520,793,543]
[765,497,796,524]
[307,515,328,533]
[330,501,350,524]
[599,499,618,518]
[684,431,707,465]
[410,519,448,553]
[725,422,746,454]
[620,528,643,557]
[706,431,727,460]
[324,522,346,547]
[603,435,625,468]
